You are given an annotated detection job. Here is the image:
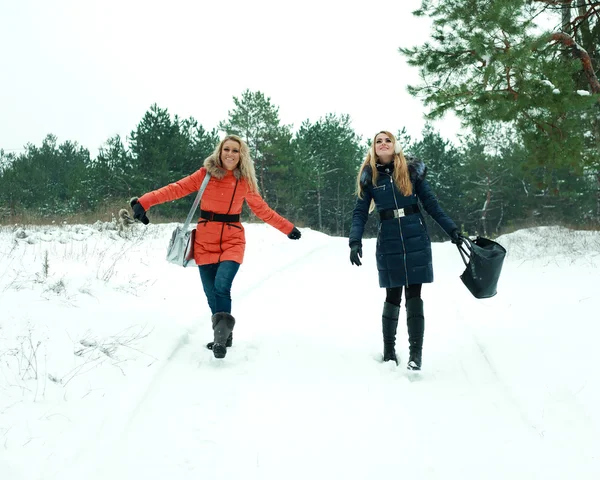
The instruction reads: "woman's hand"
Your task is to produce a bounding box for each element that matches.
[130,197,150,225]
[350,243,362,266]
[450,229,463,245]
[288,226,301,239]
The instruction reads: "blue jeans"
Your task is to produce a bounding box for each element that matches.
[198,261,240,314]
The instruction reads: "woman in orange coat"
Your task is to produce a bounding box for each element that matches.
[130,135,301,359]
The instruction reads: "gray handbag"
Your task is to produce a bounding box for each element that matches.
[166,173,211,267]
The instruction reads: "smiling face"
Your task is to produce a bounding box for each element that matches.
[374,132,395,164]
[220,139,241,171]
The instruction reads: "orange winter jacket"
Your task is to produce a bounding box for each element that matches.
[138,157,294,266]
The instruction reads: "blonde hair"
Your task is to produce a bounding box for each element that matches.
[356,130,412,199]
[212,134,259,193]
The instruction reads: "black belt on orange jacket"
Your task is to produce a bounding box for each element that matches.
[200,210,241,222]
[379,204,420,221]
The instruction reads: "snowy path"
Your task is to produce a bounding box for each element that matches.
[4,225,597,479]
[57,235,599,480]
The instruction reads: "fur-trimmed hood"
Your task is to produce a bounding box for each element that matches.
[360,156,427,189]
[203,155,242,180]
[406,156,427,181]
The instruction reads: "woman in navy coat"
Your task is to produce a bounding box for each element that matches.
[349,131,462,370]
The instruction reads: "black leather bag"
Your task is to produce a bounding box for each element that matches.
[457,236,507,299]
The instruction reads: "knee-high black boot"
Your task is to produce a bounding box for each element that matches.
[406,298,424,370]
[206,333,232,351]
[211,312,236,359]
[382,302,400,365]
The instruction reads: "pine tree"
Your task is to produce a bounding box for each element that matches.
[400,0,600,223]
[408,125,464,238]
[129,104,180,193]
[293,114,364,235]
[93,134,132,200]
[218,90,293,205]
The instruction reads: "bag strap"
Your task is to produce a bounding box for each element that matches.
[182,173,211,232]
[457,236,473,267]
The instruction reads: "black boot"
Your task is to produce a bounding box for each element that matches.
[206,333,232,351]
[211,312,235,359]
[406,297,424,370]
[382,302,400,365]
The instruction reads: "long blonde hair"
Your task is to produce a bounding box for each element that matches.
[356,131,412,198]
[211,134,259,193]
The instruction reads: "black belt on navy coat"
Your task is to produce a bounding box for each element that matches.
[379,205,420,221]
[200,210,240,222]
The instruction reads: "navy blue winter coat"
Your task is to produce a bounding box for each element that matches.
[349,158,457,288]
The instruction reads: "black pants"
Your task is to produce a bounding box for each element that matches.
[385,284,422,307]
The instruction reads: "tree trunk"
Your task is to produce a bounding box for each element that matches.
[561,1,571,35]
[597,172,600,222]
[595,113,600,223]
[480,175,492,237]
[335,179,341,235]
[316,173,323,232]
[577,0,597,67]
[496,200,504,234]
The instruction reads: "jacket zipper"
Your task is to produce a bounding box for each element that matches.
[218,179,239,262]
[418,217,429,240]
[387,173,409,287]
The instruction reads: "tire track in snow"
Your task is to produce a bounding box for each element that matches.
[455,298,599,457]
[461,320,600,476]
[123,242,328,426]
[469,330,545,437]
[447,298,546,437]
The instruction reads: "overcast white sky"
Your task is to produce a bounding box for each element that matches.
[1,0,463,157]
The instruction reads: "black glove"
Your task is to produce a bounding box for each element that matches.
[288,226,301,240]
[130,197,150,225]
[450,229,463,245]
[350,243,362,266]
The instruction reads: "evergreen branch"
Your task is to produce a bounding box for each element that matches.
[572,10,597,26]
[571,3,600,39]
[501,31,519,101]
[505,65,519,100]
[521,110,566,137]
[434,48,487,67]
[533,0,578,5]
[549,32,600,96]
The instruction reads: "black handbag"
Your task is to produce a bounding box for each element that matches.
[457,236,507,299]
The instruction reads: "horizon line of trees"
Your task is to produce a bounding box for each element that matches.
[1,93,597,239]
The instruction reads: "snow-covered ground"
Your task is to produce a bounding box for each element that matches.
[1,221,599,480]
